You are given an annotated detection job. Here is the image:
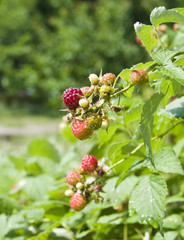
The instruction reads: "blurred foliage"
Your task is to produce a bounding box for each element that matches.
[0,0,183,113]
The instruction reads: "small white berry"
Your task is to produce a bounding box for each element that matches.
[79,99,89,109]
[101,120,109,130]
[76,182,84,190]
[89,74,99,85]
[65,189,74,197]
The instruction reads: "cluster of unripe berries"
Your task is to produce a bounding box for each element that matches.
[62,70,148,140]
[65,155,105,211]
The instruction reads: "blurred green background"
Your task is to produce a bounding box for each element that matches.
[0,0,183,116]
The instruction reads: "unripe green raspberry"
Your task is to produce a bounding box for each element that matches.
[81,86,93,98]
[89,74,99,85]
[79,99,89,109]
[76,182,84,190]
[76,165,84,174]
[99,85,111,99]
[65,189,74,197]
[130,69,148,86]
[86,114,102,130]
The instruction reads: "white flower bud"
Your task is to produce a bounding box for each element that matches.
[65,189,74,197]
[76,182,84,190]
[89,74,99,85]
[79,99,89,109]
[101,120,109,130]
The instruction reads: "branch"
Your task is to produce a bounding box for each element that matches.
[106,119,184,172]
[111,84,134,98]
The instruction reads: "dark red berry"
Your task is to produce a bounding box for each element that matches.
[63,88,83,110]
[94,185,102,192]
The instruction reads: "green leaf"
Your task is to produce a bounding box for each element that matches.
[173,8,184,15]
[23,174,55,200]
[108,141,130,160]
[124,103,143,124]
[154,147,184,175]
[22,209,44,223]
[173,138,184,156]
[119,69,132,82]
[97,213,125,225]
[165,96,184,118]
[29,221,60,240]
[154,231,179,240]
[61,125,77,142]
[150,7,184,28]
[129,173,168,230]
[28,139,60,162]
[0,214,7,237]
[163,214,182,229]
[140,93,163,165]
[157,64,184,86]
[134,23,157,53]
[9,155,26,170]
[0,195,21,215]
[151,49,180,65]
[97,124,122,147]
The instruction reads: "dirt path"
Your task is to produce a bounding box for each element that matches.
[0,122,59,137]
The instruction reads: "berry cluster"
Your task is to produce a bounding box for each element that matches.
[62,70,148,140]
[65,155,105,211]
[62,72,117,140]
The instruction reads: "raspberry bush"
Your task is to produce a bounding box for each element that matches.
[1,6,184,240]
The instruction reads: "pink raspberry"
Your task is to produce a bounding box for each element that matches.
[82,155,98,173]
[130,69,148,86]
[100,73,116,85]
[70,194,87,211]
[72,120,93,140]
[66,171,80,185]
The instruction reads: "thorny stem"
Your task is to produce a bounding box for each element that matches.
[110,84,134,98]
[106,119,184,172]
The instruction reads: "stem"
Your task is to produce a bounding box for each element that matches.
[123,224,128,240]
[111,84,134,98]
[106,119,184,172]
[113,74,120,88]
[153,26,165,49]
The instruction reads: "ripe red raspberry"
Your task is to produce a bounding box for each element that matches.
[63,88,83,110]
[72,120,93,140]
[100,73,116,85]
[82,155,98,172]
[130,69,148,86]
[70,194,87,211]
[66,171,80,185]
